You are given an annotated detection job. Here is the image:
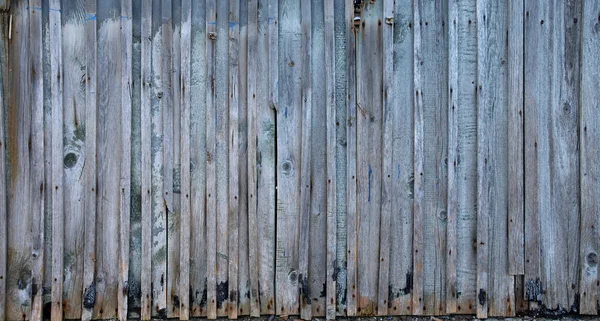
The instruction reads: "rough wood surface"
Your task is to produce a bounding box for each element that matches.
[0,9,6,319]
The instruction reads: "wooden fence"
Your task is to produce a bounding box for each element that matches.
[0,0,599,320]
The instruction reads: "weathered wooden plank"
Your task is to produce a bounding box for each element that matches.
[477,0,514,317]
[0,5,9,321]
[298,0,312,318]
[61,1,86,317]
[227,0,239,319]
[246,0,260,316]
[579,0,599,314]
[333,0,347,316]
[6,1,33,319]
[412,0,448,315]
[81,0,97,319]
[355,1,382,315]
[388,0,413,315]
[507,0,525,277]
[205,0,217,318]
[120,1,133,319]
[377,0,393,316]
[189,0,207,316]
[29,1,45,320]
[140,0,152,319]
[49,0,64,319]
[345,0,357,315]
[95,2,123,317]
[179,0,191,319]
[257,0,276,315]
[275,0,302,316]
[447,0,478,315]
[151,0,168,316]
[215,0,230,316]
[324,0,337,318]
[128,0,143,317]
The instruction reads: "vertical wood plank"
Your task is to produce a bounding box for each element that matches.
[120,0,133,319]
[29,1,45,320]
[246,0,260,316]
[6,1,33,319]
[579,0,600,314]
[507,0,525,277]
[275,0,302,316]
[377,0,393,316]
[140,0,152,319]
[298,0,312,318]
[355,1,383,315]
[205,0,217,318]
[215,0,230,316]
[61,1,86,316]
[189,0,207,316]
[0,4,9,321]
[227,0,240,318]
[82,0,97,319]
[333,0,348,316]
[345,0,357,315]
[179,0,191,319]
[49,0,64,318]
[388,0,414,315]
[95,2,123,317]
[324,0,337,318]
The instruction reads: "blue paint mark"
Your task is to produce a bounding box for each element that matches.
[229,21,238,30]
[368,165,373,202]
[397,164,401,179]
[284,107,288,118]
[207,21,217,25]
[268,16,275,24]
[121,15,130,20]
[49,7,61,13]
[435,176,439,190]
[85,14,97,21]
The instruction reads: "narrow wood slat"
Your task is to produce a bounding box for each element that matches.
[579,0,599,314]
[298,0,312,318]
[179,0,192,319]
[377,0,393,316]
[82,0,98,319]
[324,0,337,318]
[120,1,133,320]
[0,5,8,321]
[140,0,152,319]
[49,0,64,318]
[388,0,413,315]
[507,0,525,277]
[151,0,167,315]
[246,0,260,316]
[345,0,358,315]
[205,0,217,318]
[61,1,86,316]
[29,1,45,320]
[189,0,207,316]
[227,0,240,318]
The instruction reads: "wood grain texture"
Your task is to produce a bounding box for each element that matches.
[578,0,599,314]
[447,0,478,315]
[139,0,152,319]
[388,0,413,315]
[0,5,9,321]
[49,0,64,318]
[412,0,448,315]
[275,0,302,316]
[29,1,45,320]
[189,0,207,316]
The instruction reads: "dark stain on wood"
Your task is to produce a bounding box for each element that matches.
[216,280,228,309]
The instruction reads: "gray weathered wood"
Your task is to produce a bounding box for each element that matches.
[179,0,191,319]
[377,0,393,316]
[507,0,525,277]
[275,0,302,316]
[189,0,207,316]
[82,0,98,319]
[139,0,152,319]
[29,1,45,320]
[120,1,133,319]
[388,0,413,315]
[578,0,599,314]
[49,0,64,318]
[0,8,6,320]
